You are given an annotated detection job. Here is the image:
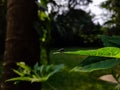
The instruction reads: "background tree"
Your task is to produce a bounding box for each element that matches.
[1,0,41,90]
[36,0,96,64]
[46,0,102,47]
[51,8,102,47]
[36,0,103,49]
[101,0,120,35]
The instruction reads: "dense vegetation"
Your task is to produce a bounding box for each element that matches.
[1,0,120,90]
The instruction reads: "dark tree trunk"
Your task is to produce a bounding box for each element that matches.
[0,0,3,30]
[0,0,5,54]
[1,0,41,90]
[0,0,2,31]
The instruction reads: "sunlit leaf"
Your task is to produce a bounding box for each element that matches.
[16,62,31,72]
[6,77,48,83]
[64,47,120,58]
[39,11,50,21]
[6,77,33,82]
[12,69,24,77]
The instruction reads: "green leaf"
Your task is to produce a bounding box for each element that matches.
[43,64,65,80]
[79,56,111,67]
[6,77,48,83]
[71,59,120,72]
[16,62,31,72]
[13,69,24,77]
[16,62,31,75]
[6,77,33,82]
[64,47,120,58]
[39,11,50,21]
[100,35,120,47]
[34,63,39,71]
[40,0,48,8]
[53,64,64,73]
[38,64,65,78]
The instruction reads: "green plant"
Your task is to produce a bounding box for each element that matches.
[6,62,64,84]
[62,35,120,72]
[7,35,120,89]
[63,35,120,89]
[64,47,120,72]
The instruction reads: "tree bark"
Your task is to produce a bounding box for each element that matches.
[0,0,2,31]
[1,0,41,90]
[0,0,5,54]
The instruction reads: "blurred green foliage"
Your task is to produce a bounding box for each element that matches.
[50,9,102,47]
[42,49,115,90]
[101,0,120,35]
[62,35,120,89]
[5,48,116,90]
[36,0,103,48]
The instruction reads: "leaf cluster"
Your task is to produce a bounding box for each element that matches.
[63,35,120,73]
[6,62,64,83]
